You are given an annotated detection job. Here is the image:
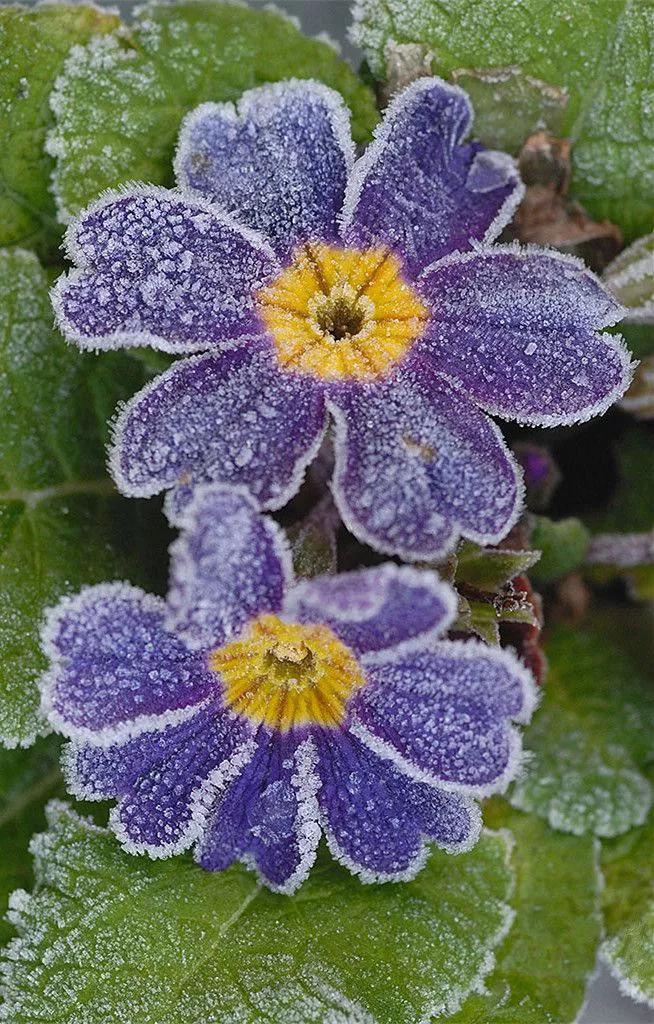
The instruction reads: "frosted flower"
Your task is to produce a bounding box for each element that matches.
[52,78,631,559]
[40,485,536,893]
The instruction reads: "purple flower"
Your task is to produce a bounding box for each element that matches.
[40,485,536,893]
[52,78,632,559]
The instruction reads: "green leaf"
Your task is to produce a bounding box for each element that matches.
[351,0,654,240]
[2,803,514,1024]
[510,626,654,837]
[50,1,378,223]
[600,765,654,1009]
[0,737,64,946]
[0,4,119,261]
[0,248,168,747]
[454,541,540,594]
[528,516,590,583]
[450,800,601,1023]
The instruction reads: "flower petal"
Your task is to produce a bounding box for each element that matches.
[108,712,256,857]
[110,344,327,517]
[328,364,523,560]
[315,730,480,882]
[418,246,633,425]
[284,563,457,656]
[176,80,354,261]
[340,78,522,278]
[167,484,293,650]
[52,185,278,353]
[40,582,214,742]
[196,734,321,893]
[352,640,538,795]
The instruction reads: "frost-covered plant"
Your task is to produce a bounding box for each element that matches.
[52,77,632,559]
[1,2,654,1022]
[39,484,535,892]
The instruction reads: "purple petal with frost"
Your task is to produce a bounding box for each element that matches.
[352,641,537,794]
[109,712,256,857]
[110,342,327,517]
[167,484,293,651]
[197,733,321,893]
[284,563,457,656]
[41,582,214,741]
[52,186,278,353]
[176,80,354,261]
[418,246,632,425]
[63,707,247,802]
[314,730,480,882]
[340,77,522,278]
[328,361,523,561]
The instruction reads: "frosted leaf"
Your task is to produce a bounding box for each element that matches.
[0,249,159,747]
[350,0,654,240]
[0,4,118,259]
[0,802,515,1024]
[604,230,654,324]
[450,800,602,1023]
[511,627,654,836]
[601,765,654,1009]
[48,2,377,223]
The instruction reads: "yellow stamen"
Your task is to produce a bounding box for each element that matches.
[209,614,365,731]
[257,243,428,381]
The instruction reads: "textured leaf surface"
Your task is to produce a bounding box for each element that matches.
[510,626,654,836]
[0,737,63,946]
[454,542,540,594]
[450,801,601,1023]
[0,4,119,260]
[351,0,654,240]
[1,803,514,1024]
[0,248,165,747]
[601,765,654,1009]
[50,1,377,222]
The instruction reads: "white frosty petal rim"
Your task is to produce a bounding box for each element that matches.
[600,936,654,1009]
[474,151,525,246]
[51,182,280,353]
[110,738,257,860]
[354,637,539,797]
[419,242,635,428]
[284,563,459,654]
[175,77,356,203]
[340,76,471,237]
[38,580,213,747]
[238,736,323,895]
[166,481,296,648]
[326,396,525,561]
[363,636,540,724]
[108,350,329,510]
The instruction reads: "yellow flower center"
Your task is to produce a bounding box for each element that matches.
[256,243,428,380]
[209,614,365,731]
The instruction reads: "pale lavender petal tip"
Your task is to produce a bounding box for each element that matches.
[53,185,278,353]
[284,563,457,656]
[167,483,293,650]
[176,79,355,260]
[328,363,523,561]
[419,245,633,426]
[109,345,327,510]
[340,76,523,277]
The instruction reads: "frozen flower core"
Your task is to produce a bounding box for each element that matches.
[256,242,427,380]
[209,613,365,730]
